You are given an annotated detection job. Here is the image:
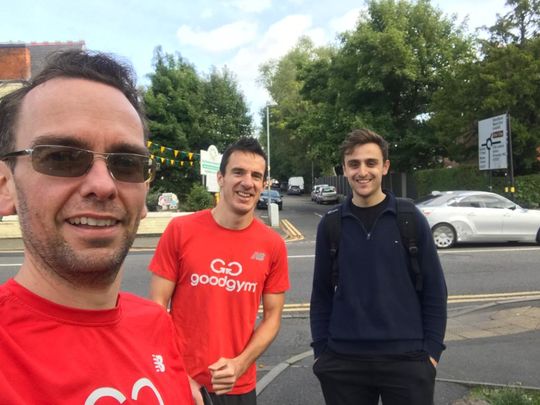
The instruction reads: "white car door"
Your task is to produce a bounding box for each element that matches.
[458,195,503,239]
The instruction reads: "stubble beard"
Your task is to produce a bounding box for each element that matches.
[17,190,139,289]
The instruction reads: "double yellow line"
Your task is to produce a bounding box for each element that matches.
[259,291,540,313]
[280,219,304,241]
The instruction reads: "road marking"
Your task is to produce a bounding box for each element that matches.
[258,291,540,313]
[0,263,21,267]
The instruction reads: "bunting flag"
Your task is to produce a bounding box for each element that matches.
[146,140,200,162]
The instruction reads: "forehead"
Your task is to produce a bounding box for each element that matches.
[15,77,144,149]
[344,142,384,161]
[225,151,265,173]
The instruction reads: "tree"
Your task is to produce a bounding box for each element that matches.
[431,0,540,174]
[259,37,337,185]
[323,0,473,170]
[202,66,252,151]
[144,47,253,199]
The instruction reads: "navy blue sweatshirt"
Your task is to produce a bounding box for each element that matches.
[309,192,447,361]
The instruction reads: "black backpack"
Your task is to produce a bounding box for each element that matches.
[325,198,422,292]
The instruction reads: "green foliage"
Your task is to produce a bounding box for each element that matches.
[144,47,252,200]
[414,167,540,207]
[431,2,540,174]
[146,189,162,212]
[184,183,214,212]
[515,174,540,208]
[472,386,540,405]
[259,0,474,176]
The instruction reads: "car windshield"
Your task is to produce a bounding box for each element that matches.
[416,192,459,206]
[322,187,335,192]
[262,190,280,197]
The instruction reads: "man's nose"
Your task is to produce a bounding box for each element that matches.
[78,158,117,200]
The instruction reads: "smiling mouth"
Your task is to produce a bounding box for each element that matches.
[68,217,118,227]
[237,191,253,199]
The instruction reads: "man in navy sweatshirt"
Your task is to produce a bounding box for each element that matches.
[310,128,447,405]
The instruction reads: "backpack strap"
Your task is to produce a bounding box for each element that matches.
[396,198,423,292]
[325,206,342,291]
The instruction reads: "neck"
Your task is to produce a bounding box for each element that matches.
[211,204,254,230]
[14,258,121,310]
[352,190,386,208]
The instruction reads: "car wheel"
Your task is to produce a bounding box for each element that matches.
[432,223,456,249]
[536,228,540,244]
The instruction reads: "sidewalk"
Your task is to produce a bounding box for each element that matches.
[0,211,293,250]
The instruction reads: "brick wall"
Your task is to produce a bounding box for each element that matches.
[0,46,30,80]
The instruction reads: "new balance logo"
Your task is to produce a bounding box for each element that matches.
[251,252,265,261]
[152,354,165,372]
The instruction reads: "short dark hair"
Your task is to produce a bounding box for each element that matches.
[219,137,268,179]
[0,49,147,164]
[339,128,389,163]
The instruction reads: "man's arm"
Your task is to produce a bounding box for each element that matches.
[209,292,285,395]
[309,218,334,358]
[416,210,448,364]
[149,273,176,309]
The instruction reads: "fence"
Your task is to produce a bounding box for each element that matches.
[314,172,418,199]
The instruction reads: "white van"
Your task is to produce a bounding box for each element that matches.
[288,177,304,194]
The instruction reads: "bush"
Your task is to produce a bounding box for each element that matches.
[414,167,540,207]
[184,184,214,212]
[472,387,540,405]
[146,189,162,212]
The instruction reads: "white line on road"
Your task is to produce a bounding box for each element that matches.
[0,263,21,267]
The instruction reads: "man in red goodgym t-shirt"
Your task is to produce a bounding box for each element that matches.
[149,137,290,405]
[0,50,192,404]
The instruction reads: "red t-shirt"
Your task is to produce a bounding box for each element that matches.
[0,279,193,405]
[149,210,289,394]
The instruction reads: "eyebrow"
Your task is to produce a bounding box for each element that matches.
[31,135,148,155]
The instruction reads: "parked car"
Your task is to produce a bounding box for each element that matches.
[416,190,540,248]
[311,184,328,201]
[257,190,283,210]
[287,185,302,195]
[315,186,339,204]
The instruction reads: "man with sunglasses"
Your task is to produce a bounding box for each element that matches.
[0,50,192,403]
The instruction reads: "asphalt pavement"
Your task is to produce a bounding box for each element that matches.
[1,212,539,404]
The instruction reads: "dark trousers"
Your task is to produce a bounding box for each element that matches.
[313,350,436,405]
[209,389,256,405]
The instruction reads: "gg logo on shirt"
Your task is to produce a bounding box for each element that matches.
[210,258,242,276]
[190,258,258,293]
[85,377,163,404]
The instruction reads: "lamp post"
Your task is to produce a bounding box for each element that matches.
[266,104,272,224]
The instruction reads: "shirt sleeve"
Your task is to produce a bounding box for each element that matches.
[416,209,448,361]
[148,218,182,282]
[263,236,290,294]
[309,216,334,358]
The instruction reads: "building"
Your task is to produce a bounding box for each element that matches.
[0,41,85,98]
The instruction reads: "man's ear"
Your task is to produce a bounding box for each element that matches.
[382,159,390,176]
[217,171,224,188]
[0,163,17,216]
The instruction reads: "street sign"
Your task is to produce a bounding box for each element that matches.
[200,145,221,193]
[478,114,508,170]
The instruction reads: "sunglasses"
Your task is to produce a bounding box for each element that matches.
[0,145,156,183]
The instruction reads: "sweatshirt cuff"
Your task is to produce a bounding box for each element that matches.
[424,339,446,362]
[311,340,327,358]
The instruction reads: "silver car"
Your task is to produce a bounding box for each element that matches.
[416,190,540,248]
[316,186,339,204]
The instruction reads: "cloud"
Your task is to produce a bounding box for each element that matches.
[225,14,329,115]
[226,0,272,13]
[177,20,258,52]
[329,8,362,33]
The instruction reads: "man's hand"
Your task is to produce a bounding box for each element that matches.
[188,376,204,405]
[429,357,438,368]
[208,357,241,395]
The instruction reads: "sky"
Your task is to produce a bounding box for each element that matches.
[2,0,510,122]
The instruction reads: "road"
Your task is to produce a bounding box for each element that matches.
[1,194,539,404]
